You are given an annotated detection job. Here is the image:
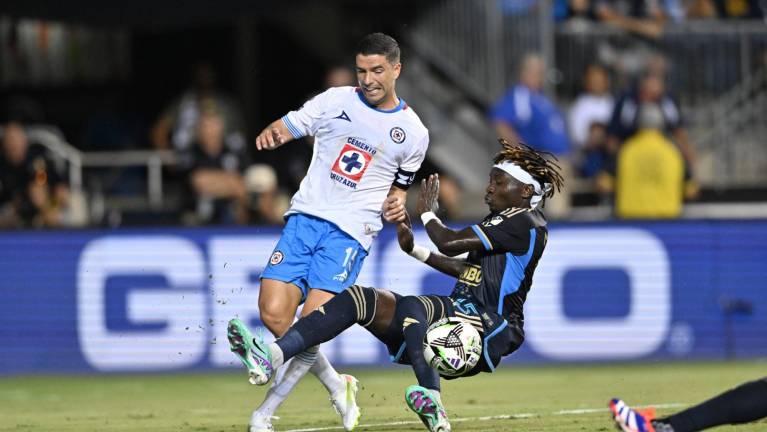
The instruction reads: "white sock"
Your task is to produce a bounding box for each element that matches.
[272,358,291,386]
[268,343,285,369]
[255,345,319,417]
[310,350,344,398]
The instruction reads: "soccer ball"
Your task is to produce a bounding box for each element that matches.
[423,317,482,377]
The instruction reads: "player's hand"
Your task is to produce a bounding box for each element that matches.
[382,195,406,223]
[396,212,414,253]
[255,126,285,151]
[416,174,440,216]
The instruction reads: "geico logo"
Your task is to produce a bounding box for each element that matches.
[525,228,671,360]
[76,235,380,371]
[75,228,671,370]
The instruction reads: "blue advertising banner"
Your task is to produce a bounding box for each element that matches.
[1,221,765,374]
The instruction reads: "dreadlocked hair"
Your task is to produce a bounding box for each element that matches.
[493,139,564,200]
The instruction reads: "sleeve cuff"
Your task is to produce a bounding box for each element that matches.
[281,114,304,139]
[471,225,493,251]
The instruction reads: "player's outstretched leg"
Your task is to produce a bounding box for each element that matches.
[610,398,658,432]
[405,385,451,432]
[227,318,274,385]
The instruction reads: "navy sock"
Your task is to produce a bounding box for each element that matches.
[276,285,376,360]
[658,377,767,432]
[395,296,440,392]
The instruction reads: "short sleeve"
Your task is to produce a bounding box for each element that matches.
[470,210,531,254]
[490,86,530,127]
[282,88,337,139]
[399,132,429,173]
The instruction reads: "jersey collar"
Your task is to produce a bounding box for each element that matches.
[355,88,406,113]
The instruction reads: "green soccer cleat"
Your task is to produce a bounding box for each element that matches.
[227,318,273,385]
[405,385,451,432]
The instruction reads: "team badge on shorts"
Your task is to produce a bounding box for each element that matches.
[390,127,406,143]
[270,250,284,266]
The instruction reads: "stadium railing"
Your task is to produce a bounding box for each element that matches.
[14,126,179,223]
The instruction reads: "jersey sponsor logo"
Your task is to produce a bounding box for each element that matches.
[333,110,351,122]
[458,264,482,286]
[270,250,284,265]
[390,127,406,143]
[330,142,374,188]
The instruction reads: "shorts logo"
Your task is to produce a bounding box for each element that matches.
[390,127,406,144]
[330,143,373,188]
[270,250,284,266]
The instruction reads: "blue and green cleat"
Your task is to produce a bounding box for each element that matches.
[227,318,273,385]
[405,385,451,432]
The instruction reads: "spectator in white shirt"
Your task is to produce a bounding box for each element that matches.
[569,64,614,150]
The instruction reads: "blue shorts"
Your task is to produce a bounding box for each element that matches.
[261,214,368,301]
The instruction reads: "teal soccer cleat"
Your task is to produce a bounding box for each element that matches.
[227,318,273,385]
[405,385,451,432]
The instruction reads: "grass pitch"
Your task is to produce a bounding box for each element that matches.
[1,361,765,431]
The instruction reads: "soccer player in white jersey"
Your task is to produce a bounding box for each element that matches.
[228,33,429,432]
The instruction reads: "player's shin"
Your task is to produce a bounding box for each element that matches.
[396,296,441,392]
[275,285,373,360]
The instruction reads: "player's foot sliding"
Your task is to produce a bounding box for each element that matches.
[405,385,451,432]
[610,398,675,432]
[227,318,274,385]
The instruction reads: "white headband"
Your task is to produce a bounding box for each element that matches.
[493,161,550,209]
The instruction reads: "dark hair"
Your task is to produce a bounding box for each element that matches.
[356,32,400,64]
[493,139,564,201]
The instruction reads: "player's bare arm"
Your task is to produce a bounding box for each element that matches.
[417,174,485,257]
[255,118,293,151]
[382,185,407,223]
[396,214,464,277]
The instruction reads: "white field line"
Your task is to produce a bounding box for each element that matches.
[283,402,687,432]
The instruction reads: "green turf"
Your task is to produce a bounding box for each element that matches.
[1,361,765,431]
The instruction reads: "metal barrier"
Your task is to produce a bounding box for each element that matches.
[410,0,555,105]
[1,125,178,222]
[554,22,767,106]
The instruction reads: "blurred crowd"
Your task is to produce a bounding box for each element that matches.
[491,52,699,219]
[2,0,765,229]
[0,54,700,228]
[557,0,764,30]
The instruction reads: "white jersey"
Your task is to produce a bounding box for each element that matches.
[282,86,429,250]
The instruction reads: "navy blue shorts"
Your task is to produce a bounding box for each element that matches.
[384,294,523,376]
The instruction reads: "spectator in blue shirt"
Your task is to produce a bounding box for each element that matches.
[491,54,572,218]
[491,54,571,158]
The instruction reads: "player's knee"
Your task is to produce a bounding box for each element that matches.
[258,299,293,336]
[395,296,424,321]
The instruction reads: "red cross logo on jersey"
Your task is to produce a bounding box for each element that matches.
[331,144,373,182]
